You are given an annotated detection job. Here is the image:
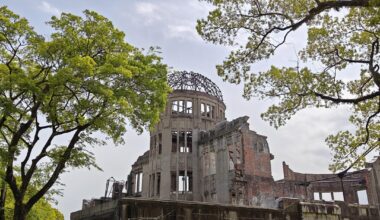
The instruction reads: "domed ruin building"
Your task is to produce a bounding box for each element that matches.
[128,71,275,206]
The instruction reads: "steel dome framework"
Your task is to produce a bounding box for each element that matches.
[168,71,223,101]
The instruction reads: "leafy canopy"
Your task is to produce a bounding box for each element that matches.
[197,0,380,172]
[0,6,170,218]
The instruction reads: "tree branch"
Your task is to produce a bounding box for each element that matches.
[314,91,380,104]
[25,124,89,212]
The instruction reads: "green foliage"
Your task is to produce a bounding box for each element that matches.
[0,6,170,219]
[197,0,380,172]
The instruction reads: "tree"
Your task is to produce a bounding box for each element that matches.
[3,175,64,220]
[0,7,170,220]
[197,0,380,172]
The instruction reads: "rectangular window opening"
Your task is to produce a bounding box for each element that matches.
[172,131,178,152]
[171,172,176,192]
[357,190,368,205]
[186,101,192,114]
[179,131,186,152]
[322,192,332,201]
[333,192,344,201]
[201,103,206,116]
[178,171,192,192]
[151,174,155,197]
[153,135,157,150]
[178,100,184,113]
[158,133,162,154]
[186,131,192,153]
[172,101,178,114]
[135,172,143,193]
[313,192,320,200]
[206,104,211,117]
[156,172,161,195]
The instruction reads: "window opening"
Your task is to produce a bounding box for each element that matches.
[186,101,192,114]
[172,131,177,152]
[313,192,320,200]
[158,133,162,154]
[186,131,192,153]
[206,104,211,117]
[151,174,155,197]
[179,131,186,152]
[135,172,143,193]
[156,173,161,195]
[322,192,332,201]
[333,192,344,201]
[171,172,176,192]
[258,142,264,152]
[201,103,206,116]
[172,101,178,114]
[153,135,156,151]
[178,171,192,192]
[357,190,368,205]
[178,100,184,113]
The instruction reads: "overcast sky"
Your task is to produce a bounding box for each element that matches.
[2,0,357,219]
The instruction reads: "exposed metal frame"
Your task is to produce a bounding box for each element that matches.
[168,71,223,101]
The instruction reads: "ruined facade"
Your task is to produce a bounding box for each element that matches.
[127,71,380,210]
[73,71,380,220]
[128,71,277,207]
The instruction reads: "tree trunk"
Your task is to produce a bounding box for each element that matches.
[0,182,6,220]
[13,202,27,220]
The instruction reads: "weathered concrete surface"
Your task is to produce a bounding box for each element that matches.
[71,200,117,220]
[300,202,341,220]
[71,197,379,220]
[72,198,285,220]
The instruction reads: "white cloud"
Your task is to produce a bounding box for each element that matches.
[135,2,162,25]
[39,1,61,16]
[166,24,201,41]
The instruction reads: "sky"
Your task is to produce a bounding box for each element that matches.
[1,0,358,219]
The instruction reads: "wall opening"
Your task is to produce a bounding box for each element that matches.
[171,172,176,192]
[187,131,192,153]
[201,103,206,116]
[156,172,160,196]
[186,101,192,114]
[158,133,162,154]
[135,172,143,193]
[178,171,192,192]
[322,192,332,201]
[313,192,320,200]
[357,190,369,205]
[179,131,186,152]
[333,192,344,201]
[172,100,192,115]
[172,131,177,152]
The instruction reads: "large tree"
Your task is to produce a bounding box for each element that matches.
[0,7,170,220]
[197,0,380,172]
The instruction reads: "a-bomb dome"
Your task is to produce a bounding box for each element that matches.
[168,71,223,101]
